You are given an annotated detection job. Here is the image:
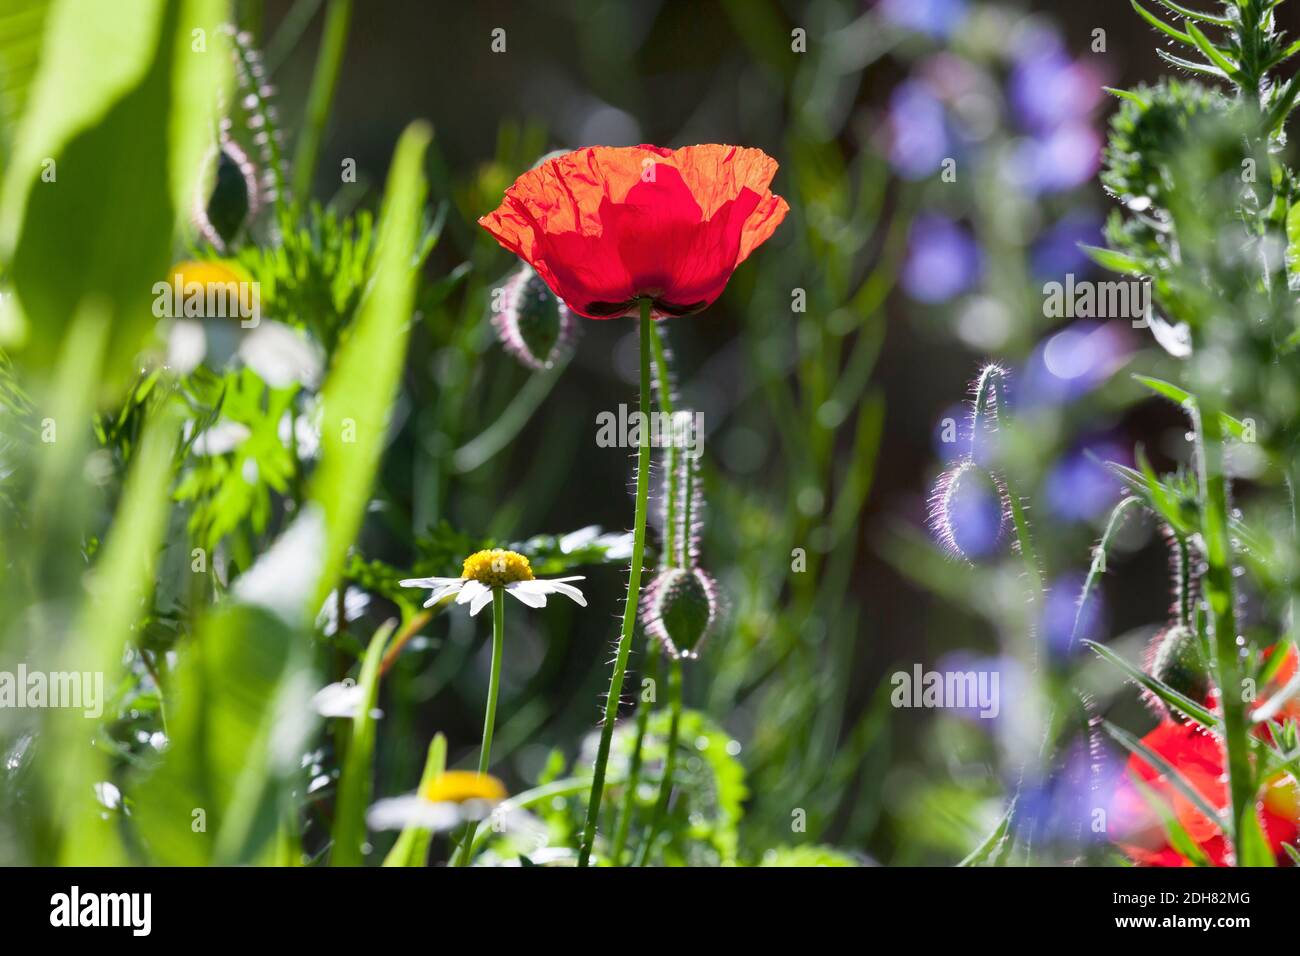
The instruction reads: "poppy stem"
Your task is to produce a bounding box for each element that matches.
[610,642,660,864]
[578,298,653,867]
[633,656,682,866]
[455,586,505,866]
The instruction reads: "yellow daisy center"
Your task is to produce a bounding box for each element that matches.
[461,548,534,586]
[421,770,507,804]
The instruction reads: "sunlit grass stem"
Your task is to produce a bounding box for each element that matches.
[292,0,352,203]
[577,298,653,867]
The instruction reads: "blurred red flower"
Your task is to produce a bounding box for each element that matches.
[478,144,788,319]
[1109,644,1300,866]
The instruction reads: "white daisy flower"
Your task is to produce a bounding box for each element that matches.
[399,548,586,616]
[366,771,506,833]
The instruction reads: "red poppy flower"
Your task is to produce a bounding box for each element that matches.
[1108,639,1300,866]
[478,144,789,319]
[1108,719,1299,866]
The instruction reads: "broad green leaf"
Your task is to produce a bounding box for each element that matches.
[331,620,392,866]
[308,120,431,611]
[133,603,317,865]
[0,0,51,149]
[52,393,181,864]
[0,0,227,382]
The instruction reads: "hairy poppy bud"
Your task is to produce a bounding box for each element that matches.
[640,565,719,660]
[196,138,260,251]
[492,265,575,370]
[1143,624,1210,718]
[929,458,1007,560]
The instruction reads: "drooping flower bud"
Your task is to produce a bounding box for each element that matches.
[968,363,1008,469]
[1142,624,1210,719]
[492,265,576,370]
[929,458,1007,560]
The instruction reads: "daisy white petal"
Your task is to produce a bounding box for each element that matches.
[398,575,463,588]
[366,795,460,832]
[457,579,489,606]
[539,581,587,606]
[423,582,465,607]
[505,582,548,608]
[469,586,495,616]
[312,681,367,719]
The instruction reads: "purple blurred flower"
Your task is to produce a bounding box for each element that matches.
[1014,737,1121,849]
[933,402,968,463]
[877,0,968,39]
[929,459,1005,559]
[1009,123,1102,196]
[1045,441,1125,523]
[1042,571,1107,660]
[1031,214,1104,281]
[902,214,982,303]
[933,652,1024,725]
[1008,28,1104,133]
[1019,321,1132,406]
[886,79,952,179]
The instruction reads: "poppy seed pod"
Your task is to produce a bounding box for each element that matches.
[195,137,260,251]
[929,458,1007,560]
[1142,624,1210,719]
[491,265,576,369]
[640,565,719,661]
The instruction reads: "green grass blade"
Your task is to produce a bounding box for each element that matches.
[1102,720,1225,836]
[331,620,393,866]
[308,120,431,611]
[382,732,447,867]
[1083,639,1222,729]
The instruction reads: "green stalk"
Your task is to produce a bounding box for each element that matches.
[1196,407,1259,863]
[634,656,682,866]
[291,0,352,203]
[577,299,653,867]
[456,586,505,866]
[610,643,660,864]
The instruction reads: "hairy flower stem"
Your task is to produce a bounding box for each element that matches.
[610,643,660,864]
[1196,407,1256,862]
[456,587,505,866]
[634,656,682,866]
[607,317,678,865]
[577,299,653,867]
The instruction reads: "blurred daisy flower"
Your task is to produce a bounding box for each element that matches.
[161,260,323,389]
[367,771,507,833]
[399,548,586,616]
